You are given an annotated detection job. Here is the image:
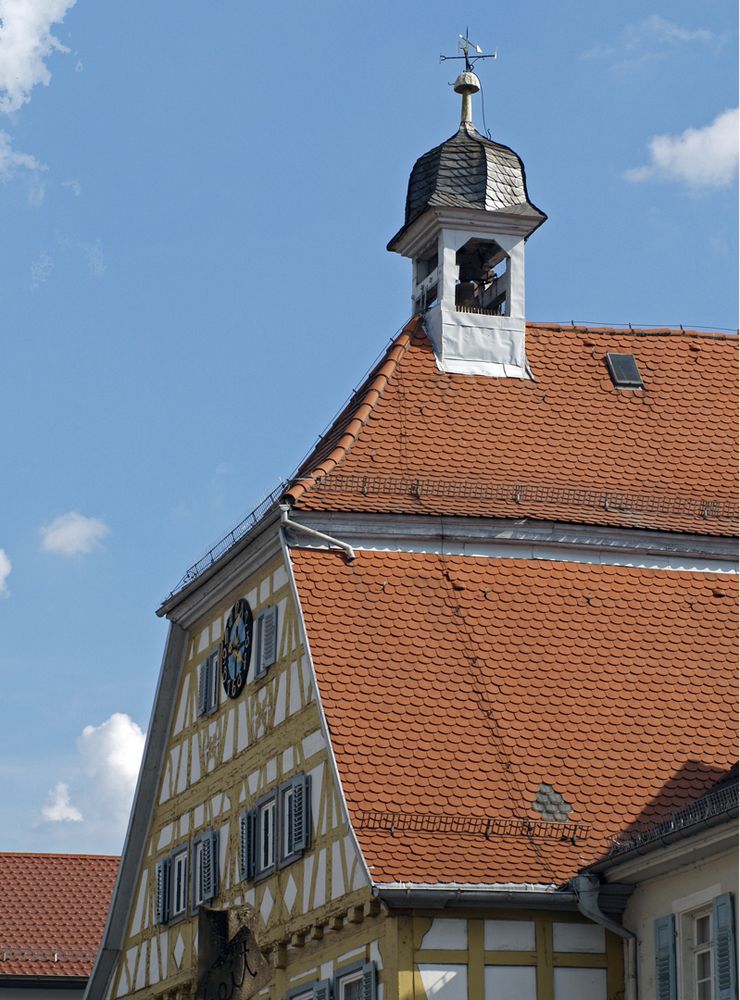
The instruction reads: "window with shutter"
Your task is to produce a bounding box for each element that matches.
[655,914,677,1000]
[713,893,737,1000]
[313,980,332,1000]
[155,858,171,924]
[334,961,376,1000]
[278,774,311,865]
[255,606,278,678]
[197,650,221,715]
[197,660,210,716]
[239,809,256,882]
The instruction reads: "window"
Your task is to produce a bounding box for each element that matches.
[288,985,330,1000]
[192,830,219,908]
[240,775,311,881]
[154,857,170,925]
[279,774,311,865]
[256,794,276,877]
[255,606,278,679]
[171,848,188,918]
[334,962,376,1000]
[197,649,220,716]
[656,893,737,1000]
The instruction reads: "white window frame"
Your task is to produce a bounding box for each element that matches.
[337,971,363,1000]
[255,793,276,878]
[171,847,188,919]
[281,783,295,859]
[680,905,715,1000]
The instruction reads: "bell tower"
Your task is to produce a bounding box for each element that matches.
[387,40,546,378]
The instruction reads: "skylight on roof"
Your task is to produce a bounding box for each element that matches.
[605,352,644,389]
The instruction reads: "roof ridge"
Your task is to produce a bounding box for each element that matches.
[285,317,419,505]
[0,852,120,860]
[528,323,737,340]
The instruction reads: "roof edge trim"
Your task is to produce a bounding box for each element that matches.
[284,318,419,506]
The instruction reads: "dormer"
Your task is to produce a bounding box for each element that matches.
[388,70,546,377]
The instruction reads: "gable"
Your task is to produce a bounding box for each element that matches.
[100,551,369,1000]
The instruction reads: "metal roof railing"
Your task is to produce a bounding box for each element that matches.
[166,481,287,600]
[607,781,739,857]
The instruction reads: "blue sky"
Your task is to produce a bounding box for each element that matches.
[0,0,737,855]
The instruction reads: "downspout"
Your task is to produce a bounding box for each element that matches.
[279,504,355,562]
[572,874,638,1000]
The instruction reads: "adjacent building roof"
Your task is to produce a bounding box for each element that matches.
[292,548,738,885]
[0,853,119,979]
[388,124,546,250]
[286,317,738,536]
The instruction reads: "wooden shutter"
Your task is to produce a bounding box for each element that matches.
[292,775,311,853]
[654,914,677,1000]
[197,660,209,715]
[199,831,218,902]
[361,962,377,1000]
[312,980,332,1000]
[239,809,256,881]
[262,606,278,668]
[155,859,171,924]
[714,893,737,1000]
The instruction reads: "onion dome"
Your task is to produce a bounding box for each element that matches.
[388,72,546,251]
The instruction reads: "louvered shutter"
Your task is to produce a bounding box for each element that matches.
[292,775,310,853]
[654,914,677,1000]
[262,606,278,668]
[239,809,256,881]
[312,980,332,1000]
[198,832,218,902]
[155,859,171,924]
[714,893,737,1000]
[360,962,377,1000]
[197,660,210,715]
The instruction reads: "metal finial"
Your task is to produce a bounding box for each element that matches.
[440,30,497,128]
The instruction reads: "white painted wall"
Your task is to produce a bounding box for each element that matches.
[619,846,737,1000]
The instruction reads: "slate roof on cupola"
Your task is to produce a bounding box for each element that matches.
[388,123,547,250]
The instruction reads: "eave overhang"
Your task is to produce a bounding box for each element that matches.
[375,882,633,915]
[388,203,547,258]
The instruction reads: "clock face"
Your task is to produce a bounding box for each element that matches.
[220,599,253,699]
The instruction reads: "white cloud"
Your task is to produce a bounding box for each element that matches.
[42,781,82,822]
[40,511,110,555]
[0,548,11,597]
[626,108,739,189]
[77,713,145,805]
[0,0,78,113]
[40,714,145,848]
[583,15,714,69]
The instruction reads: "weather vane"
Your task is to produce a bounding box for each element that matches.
[440,28,497,71]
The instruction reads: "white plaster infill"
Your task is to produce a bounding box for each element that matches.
[283,512,738,574]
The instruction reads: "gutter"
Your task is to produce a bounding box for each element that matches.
[572,874,637,1000]
[375,882,632,914]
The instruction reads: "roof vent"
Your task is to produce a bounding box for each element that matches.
[533,783,573,823]
[605,352,644,389]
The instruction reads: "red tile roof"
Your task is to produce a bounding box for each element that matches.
[292,549,738,884]
[286,318,738,535]
[0,854,118,978]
